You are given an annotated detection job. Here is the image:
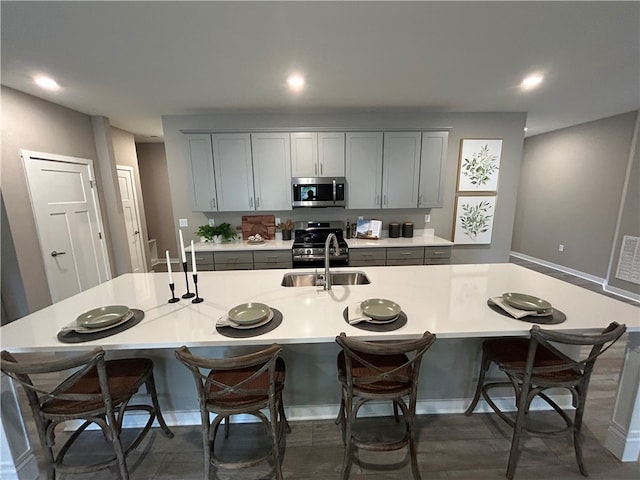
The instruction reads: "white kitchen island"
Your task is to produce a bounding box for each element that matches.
[2,263,639,478]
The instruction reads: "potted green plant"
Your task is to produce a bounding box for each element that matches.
[277,219,294,240]
[196,223,237,243]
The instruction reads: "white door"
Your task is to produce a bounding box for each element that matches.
[117,166,145,273]
[21,150,110,303]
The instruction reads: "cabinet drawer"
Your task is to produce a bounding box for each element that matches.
[385,247,424,261]
[424,257,450,265]
[386,258,424,266]
[349,259,386,267]
[349,248,386,262]
[214,251,254,265]
[214,263,254,271]
[253,250,291,264]
[424,247,451,259]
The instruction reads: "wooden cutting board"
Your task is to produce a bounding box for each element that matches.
[241,215,277,240]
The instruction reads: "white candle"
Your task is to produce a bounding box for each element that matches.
[166,250,173,284]
[179,229,187,263]
[191,240,197,274]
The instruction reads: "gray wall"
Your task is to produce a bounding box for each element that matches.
[162,111,527,264]
[512,111,639,294]
[136,143,178,258]
[1,87,100,314]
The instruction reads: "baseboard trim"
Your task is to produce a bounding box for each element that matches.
[510,251,639,303]
[605,419,640,462]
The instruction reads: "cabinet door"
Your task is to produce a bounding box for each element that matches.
[418,132,449,208]
[212,133,254,211]
[318,132,345,177]
[251,133,292,211]
[185,134,218,211]
[382,132,422,208]
[345,132,383,209]
[290,132,318,177]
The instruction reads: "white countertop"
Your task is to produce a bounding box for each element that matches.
[2,263,637,353]
[187,234,452,252]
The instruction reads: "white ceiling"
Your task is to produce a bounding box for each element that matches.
[2,1,638,141]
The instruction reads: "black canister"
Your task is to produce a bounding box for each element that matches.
[402,222,414,238]
[388,223,400,238]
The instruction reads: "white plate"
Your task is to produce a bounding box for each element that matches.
[228,302,270,324]
[76,305,130,329]
[360,298,402,321]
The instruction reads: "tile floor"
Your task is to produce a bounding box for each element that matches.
[14,259,640,479]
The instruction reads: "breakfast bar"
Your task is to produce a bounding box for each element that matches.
[2,263,639,477]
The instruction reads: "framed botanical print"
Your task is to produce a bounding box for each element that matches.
[457,139,502,192]
[453,195,497,245]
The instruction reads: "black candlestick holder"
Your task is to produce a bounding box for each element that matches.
[181,262,195,299]
[168,282,179,303]
[192,273,203,303]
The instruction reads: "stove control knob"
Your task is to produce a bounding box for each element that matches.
[305,249,312,255]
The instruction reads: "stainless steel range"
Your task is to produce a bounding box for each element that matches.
[291,221,349,268]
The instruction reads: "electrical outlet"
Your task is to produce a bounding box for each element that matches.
[179,218,188,228]
[275,217,281,226]
[424,214,431,223]
[208,219,215,227]
[358,216,364,221]
[559,244,565,252]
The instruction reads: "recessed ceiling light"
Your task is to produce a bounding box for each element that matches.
[521,74,543,89]
[34,75,60,91]
[287,74,305,92]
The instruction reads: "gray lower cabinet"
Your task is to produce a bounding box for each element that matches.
[214,251,254,270]
[349,248,386,267]
[350,246,452,267]
[424,246,452,265]
[385,247,425,266]
[187,252,215,271]
[253,250,292,270]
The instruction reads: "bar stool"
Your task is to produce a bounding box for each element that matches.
[464,321,626,478]
[175,344,289,480]
[334,331,436,480]
[0,347,174,480]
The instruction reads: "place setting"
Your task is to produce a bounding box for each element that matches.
[487,292,566,324]
[57,305,144,343]
[343,298,407,332]
[216,302,282,338]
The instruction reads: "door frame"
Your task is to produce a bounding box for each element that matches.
[21,150,112,300]
[116,164,147,273]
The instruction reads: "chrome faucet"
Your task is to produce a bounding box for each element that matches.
[323,233,340,291]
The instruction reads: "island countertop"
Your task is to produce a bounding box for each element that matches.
[2,263,637,353]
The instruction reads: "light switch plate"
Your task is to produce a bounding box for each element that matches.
[208,219,215,226]
[424,214,431,223]
[179,218,188,228]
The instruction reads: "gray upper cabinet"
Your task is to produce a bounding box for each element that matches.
[345,132,383,209]
[186,134,218,211]
[418,132,449,208]
[291,132,345,177]
[251,133,292,211]
[212,133,254,211]
[382,132,422,208]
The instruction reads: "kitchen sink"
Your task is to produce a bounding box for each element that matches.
[281,271,371,287]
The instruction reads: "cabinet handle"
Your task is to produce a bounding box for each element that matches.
[50,250,66,257]
[320,163,323,175]
[400,252,413,256]
[314,164,318,176]
[256,197,260,208]
[249,197,253,208]
[376,194,381,206]
[418,194,423,206]
[383,195,388,206]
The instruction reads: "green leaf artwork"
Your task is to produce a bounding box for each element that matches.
[462,144,498,187]
[459,200,493,240]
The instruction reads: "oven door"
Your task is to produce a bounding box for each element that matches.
[292,256,349,269]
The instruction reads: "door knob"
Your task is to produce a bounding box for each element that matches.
[134,230,140,235]
[50,250,66,257]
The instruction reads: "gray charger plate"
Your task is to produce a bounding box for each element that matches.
[58,309,144,343]
[342,308,407,332]
[217,308,283,338]
[487,299,566,325]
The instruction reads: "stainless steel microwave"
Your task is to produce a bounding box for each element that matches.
[292,177,346,208]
